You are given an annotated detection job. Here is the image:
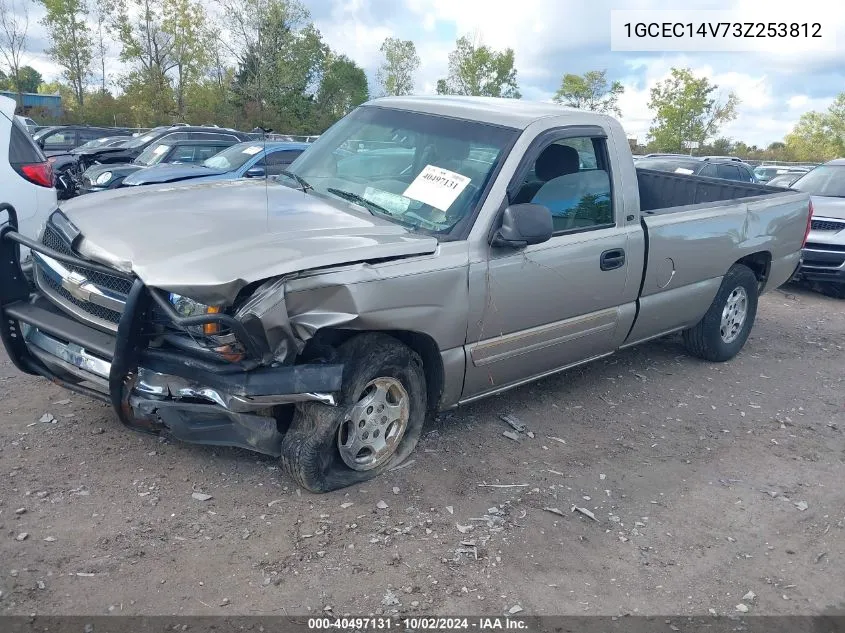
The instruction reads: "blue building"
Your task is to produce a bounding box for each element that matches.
[0,91,62,117]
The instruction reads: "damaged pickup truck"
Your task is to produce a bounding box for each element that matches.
[0,96,813,492]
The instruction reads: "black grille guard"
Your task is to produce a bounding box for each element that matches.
[0,206,265,361]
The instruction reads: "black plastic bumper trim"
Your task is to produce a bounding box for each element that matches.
[139,352,344,397]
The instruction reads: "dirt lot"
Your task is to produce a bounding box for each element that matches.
[0,283,843,618]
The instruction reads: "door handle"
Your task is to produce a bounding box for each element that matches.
[600,248,626,271]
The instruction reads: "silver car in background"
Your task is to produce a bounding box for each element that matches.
[791,159,845,298]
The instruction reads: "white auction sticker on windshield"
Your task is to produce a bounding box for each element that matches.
[402,165,471,212]
[242,146,262,155]
[674,167,694,174]
[152,144,169,155]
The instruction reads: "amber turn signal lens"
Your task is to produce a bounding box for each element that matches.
[203,306,221,335]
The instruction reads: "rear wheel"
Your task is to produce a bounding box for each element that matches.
[280,333,426,493]
[683,264,759,362]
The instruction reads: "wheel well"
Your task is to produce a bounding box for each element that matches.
[736,251,771,285]
[303,329,445,413]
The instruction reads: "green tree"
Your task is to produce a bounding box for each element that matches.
[710,137,735,154]
[436,34,520,99]
[91,0,112,92]
[375,37,419,96]
[226,0,327,131]
[0,68,7,88]
[162,0,210,119]
[647,68,739,153]
[17,65,41,92]
[784,93,845,162]
[114,0,176,121]
[553,70,623,116]
[37,0,93,108]
[312,53,368,130]
[0,0,29,103]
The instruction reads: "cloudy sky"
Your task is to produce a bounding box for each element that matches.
[17,0,843,146]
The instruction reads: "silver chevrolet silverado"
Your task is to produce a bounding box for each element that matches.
[0,96,813,492]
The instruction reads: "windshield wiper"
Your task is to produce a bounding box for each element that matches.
[279,169,312,193]
[326,187,391,216]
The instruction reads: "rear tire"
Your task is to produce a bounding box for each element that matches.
[280,333,427,493]
[683,264,759,362]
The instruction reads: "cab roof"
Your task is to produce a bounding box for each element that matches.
[363,95,612,130]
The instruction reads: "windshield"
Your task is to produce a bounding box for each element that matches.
[124,127,169,149]
[791,165,845,198]
[203,143,263,170]
[134,143,172,166]
[282,106,518,236]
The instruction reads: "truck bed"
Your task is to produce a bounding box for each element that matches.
[636,168,785,214]
[621,168,811,346]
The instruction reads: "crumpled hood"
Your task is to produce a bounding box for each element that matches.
[60,179,439,304]
[810,195,845,220]
[123,163,225,186]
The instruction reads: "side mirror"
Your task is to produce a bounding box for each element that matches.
[491,203,553,248]
[37,138,45,149]
[245,166,265,178]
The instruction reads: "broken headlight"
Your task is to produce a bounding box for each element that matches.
[169,293,210,318]
[165,294,244,362]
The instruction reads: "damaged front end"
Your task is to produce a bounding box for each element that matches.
[0,207,342,456]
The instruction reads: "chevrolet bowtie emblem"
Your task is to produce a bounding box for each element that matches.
[61,273,92,302]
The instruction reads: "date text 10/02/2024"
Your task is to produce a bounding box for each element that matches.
[307,616,529,630]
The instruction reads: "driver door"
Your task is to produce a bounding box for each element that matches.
[462,130,642,400]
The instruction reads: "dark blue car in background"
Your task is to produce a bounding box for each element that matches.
[121,140,310,188]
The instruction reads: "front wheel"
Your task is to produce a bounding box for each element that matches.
[280,333,427,493]
[683,264,759,362]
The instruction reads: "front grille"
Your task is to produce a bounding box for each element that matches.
[34,223,131,330]
[811,219,845,232]
[803,255,845,268]
[41,225,133,295]
[805,242,845,253]
[37,270,123,324]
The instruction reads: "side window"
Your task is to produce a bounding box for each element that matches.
[43,130,75,148]
[189,132,241,142]
[196,145,226,161]
[78,130,104,143]
[740,166,755,182]
[699,163,719,178]
[716,164,741,180]
[171,145,197,162]
[513,136,614,234]
[264,150,303,174]
[160,132,189,143]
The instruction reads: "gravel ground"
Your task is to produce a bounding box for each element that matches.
[0,283,843,618]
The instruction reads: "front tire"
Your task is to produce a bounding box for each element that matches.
[280,333,427,493]
[683,264,759,362]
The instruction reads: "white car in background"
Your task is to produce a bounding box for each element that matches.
[2,96,58,259]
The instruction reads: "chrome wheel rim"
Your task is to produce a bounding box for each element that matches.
[720,286,748,344]
[338,377,410,471]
